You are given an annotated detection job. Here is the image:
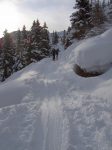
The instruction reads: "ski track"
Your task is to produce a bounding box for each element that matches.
[0,94,112,150]
[41,99,69,150]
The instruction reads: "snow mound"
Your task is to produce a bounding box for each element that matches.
[75,29,112,72]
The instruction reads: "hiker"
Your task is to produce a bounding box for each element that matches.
[55,48,59,60]
[52,48,56,61]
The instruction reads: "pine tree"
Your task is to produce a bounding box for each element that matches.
[31,20,36,43]
[0,19,53,81]
[92,0,106,26]
[30,19,43,61]
[107,0,112,20]
[52,31,59,45]
[35,19,42,47]
[62,30,66,45]
[70,0,92,39]
[0,38,3,80]
[16,29,21,54]
[22,25,27,41]
[14,29,25,71]
[14,29,21,71]
[52,31,55,44]
[39,22,50,58]
[2,30,15,81]
[25,39,32,65]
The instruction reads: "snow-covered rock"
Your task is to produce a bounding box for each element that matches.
[75,29,112,74]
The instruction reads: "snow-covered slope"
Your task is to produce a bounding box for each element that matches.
[0,30,112,150]
[75,29,112,72]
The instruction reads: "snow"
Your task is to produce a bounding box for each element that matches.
[0,29,112,150]
[75,28,112,72]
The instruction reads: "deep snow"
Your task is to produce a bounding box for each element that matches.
[75,29,112,72]
[0,31,112,150]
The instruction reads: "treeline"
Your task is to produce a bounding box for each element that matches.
[69,0,112,39]
[59,0,112,50]
[0,19,61,81]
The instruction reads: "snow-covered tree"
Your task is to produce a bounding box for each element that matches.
[0,19,51,81]
[34,19,42,47]
[30,20,50,61]
[24,40,32,65]
[2,30,15,81]
[39,22,50,58]
[52,31,59,45]
[30,19,41,60]
[16,29,22,54]
[62,30,66,45]
[70,0,92,39]
[14,29,26,71]
[92,0,106,26]
[31,20,36,41]
[107,0,112,20]
[22,25,27,41]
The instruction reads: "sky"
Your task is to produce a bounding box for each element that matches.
[0,0,75,37]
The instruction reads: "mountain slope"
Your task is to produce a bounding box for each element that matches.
[0,31,112,150]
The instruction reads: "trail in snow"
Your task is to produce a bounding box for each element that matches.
[0,33,112,150]
[0,94,112,150]
[41,98,69,150]
[0,99,70,150]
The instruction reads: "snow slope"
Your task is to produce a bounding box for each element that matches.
[0,30,112,150]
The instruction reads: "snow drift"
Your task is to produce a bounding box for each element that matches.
[75,29,112,74]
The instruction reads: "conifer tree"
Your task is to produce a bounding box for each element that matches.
[14,29,26,71]
[0,38,3,80]
[22,25,27,41]
[52,31,55,44]
[2,30,14,81]
[25,38,32,65]
[0,19,52,81]
[35,19,42,47]
[70,0,92,39]
[107,0,112,19]
[52,31,59,45]
[30,19,43,61]
[62,30,66,45]
[16,29,21,54]
[31,20,36,43]
[39,22,50,58]
[13,29,22,71]
[92,0,106,26]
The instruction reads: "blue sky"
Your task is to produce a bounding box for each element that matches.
[0,0,74,36]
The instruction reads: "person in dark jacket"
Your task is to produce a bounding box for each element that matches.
[52,48,56,61]
[55,48,59,60]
